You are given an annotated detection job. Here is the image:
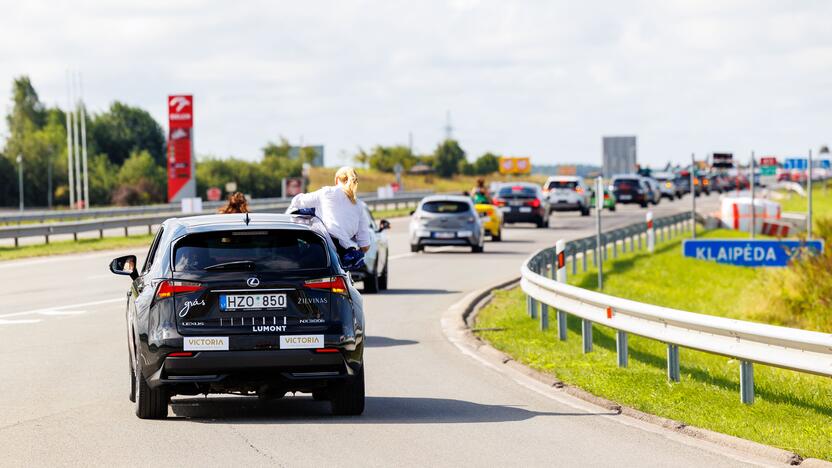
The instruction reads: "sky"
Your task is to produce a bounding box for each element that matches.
[0,0,830,168]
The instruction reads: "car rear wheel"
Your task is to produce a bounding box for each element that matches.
[331,367,365,416]
[363,262,379,294]
[128,357,136,403]
[471,244,484,253]
[580,206,590,216]
[134,354,168,419]
[410,244,422,253]
[640,201,648,208]
[491,231,501,241]
[609,204,616,212]
[378,259,388,290]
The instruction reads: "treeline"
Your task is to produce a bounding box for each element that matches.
[0,75,505,208]
[354,140,499,177]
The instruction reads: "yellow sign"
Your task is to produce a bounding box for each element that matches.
[498,156,532,175]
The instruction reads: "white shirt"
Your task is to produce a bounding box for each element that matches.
[288,184,371,249]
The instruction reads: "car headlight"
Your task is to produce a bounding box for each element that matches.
[457,230,473,237]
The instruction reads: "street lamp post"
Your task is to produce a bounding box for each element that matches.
[16,154,23,212]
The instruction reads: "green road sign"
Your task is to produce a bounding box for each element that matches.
[761,166,776,176]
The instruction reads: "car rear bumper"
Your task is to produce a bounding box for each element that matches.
[149,349,357,388]
[550,202,582,211]
[414,235,477,247]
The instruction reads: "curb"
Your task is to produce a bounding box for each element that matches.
[440,278,830,467]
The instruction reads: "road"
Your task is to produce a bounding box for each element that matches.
[0,195,769,467]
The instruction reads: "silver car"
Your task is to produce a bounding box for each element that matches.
[409,195,485,253]
[351,202,390,293]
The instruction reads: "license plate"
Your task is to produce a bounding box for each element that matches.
[519,207,532,213]
[619,195,632,200]
[220,293,287,311]
[509,200,524,206]
[500,207,511,212]
[433,232,455,239]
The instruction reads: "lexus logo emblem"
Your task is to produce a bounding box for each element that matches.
[246,277,260,288]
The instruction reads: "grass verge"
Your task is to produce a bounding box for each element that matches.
[0,234,155,262]
[476,229,832,460]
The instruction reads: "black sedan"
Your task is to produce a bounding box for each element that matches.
[110,213,365,419]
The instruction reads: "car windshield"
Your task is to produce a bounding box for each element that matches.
[173,230,328,272]
[421,201,470,213]
[498,186,538,198]
[547,180,578,190]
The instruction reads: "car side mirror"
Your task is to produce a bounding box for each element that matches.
[378,219,391,232]
[110,255,138,280]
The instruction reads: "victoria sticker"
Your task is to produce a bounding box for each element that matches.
[279,335,324,349]
[184,336,229,351]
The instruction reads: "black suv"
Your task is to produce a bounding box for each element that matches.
[110,213,365,419]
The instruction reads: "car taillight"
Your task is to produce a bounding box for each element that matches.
[315,348,340,354]
[168,352,194,357]
[156,280,202,299]
[603,193,610,200]
[305,276,348,295]
[703,179,710,186]
[575,187,584,194]
[492,198,506,206]
[525,199,541,208]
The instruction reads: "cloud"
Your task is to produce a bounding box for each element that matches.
[0,0,830,167]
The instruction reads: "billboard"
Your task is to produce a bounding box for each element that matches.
[712,153,734,169]
[167,95,196,202]
[498,156,531,175]
[602,136,637,178]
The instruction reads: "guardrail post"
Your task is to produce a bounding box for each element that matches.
[667,344,680,382]
[629,234,635,252]
[646,212,655,253]
[582,247,587,272]
[530,296,537,319]
[638,232,642,250]
[571,251,577,276]
[14,237,18,247]
[45,234,49,245]
[613,239,618,258]
[99,229,103,239]
[557,310,567,341]
[616,330,628,367]
[540,303,548,330]
[582,320,593,353]
[740,361,754,404]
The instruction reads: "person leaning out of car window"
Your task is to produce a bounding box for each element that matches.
[219,192,249,214]
[288,166,371,256]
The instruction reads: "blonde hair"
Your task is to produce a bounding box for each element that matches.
[335,166,359,204]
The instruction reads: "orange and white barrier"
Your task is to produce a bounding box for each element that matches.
[720,198,781,234]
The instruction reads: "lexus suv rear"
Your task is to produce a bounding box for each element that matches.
[110,213,365,419]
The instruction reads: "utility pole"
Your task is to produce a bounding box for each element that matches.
[808,149,813,239]
[71,72,82,209]
[750,151,755,239]
[80,72,90,210]
[65,70,75,209]
[691,153,697,239]
[16,154,23,212]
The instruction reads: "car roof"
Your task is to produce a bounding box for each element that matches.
[545,175,580,182]
[420,195,474,203]
[163,213,321,238]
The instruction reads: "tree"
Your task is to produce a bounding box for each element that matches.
[473,152,499,175]
[90,102,166,166]
[361,145,420,173]
[87,153,118,204]
[112,150,166,205]
[432,139,466,178]
[262,138,292,159]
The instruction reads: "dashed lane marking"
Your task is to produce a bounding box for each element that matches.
[0,298,122,319]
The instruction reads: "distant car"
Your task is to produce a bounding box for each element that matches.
[475,203,503,241]
[109,213,366,419]
[590,186,617,211]
[492,183,550,228]
[652,172,681,199]
[543,176,591,216]
[611,175,652,208]
[644,178,662,205]
[676,171,702,197]
[409,195,485,253]
[349,203,390,293]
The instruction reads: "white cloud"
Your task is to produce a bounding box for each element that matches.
[0,0,830,167]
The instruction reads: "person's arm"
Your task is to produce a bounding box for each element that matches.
[288,189,321,212]
[355,206,372,252]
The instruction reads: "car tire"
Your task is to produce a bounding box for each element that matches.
[331,366,365,416]
[580,206,590,216]
[609,204,616,212]
[128,356,136,403]
[471,244,484,253]
[378,259,388,290]
[312,390,328,401]
[410,244,420,253]
[134,354,168,419]
[363,263,379,294]
[491,231,501,242]
[640,201,648,208]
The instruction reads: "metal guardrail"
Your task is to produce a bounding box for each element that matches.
[0,193,427,247]
[0,190,431,225]
[520,213,832,405]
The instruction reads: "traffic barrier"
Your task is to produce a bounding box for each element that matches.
[0,192,429,247]
[520,213,832,405]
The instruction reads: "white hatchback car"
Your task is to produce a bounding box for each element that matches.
[542,176,591,216]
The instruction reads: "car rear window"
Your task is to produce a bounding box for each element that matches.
[173,230,328,272]
[613,179,640,189]
[498,186,538,198]
[547,181,578,190]
[421,201,471,213]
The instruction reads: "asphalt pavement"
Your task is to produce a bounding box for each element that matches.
[0,194,773,467]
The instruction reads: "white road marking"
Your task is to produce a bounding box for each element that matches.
[0,318,42,325]
[0,298,122,319]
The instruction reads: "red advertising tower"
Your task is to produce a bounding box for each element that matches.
[167,95,196,202]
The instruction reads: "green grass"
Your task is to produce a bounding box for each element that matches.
[476,229,832,460]
[369,207,414,220]
[778,183,832,218]
[0,234,155,262]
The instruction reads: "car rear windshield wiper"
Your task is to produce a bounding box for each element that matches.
[204,260,256,271]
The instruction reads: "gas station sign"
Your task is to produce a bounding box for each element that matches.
[167,95,196,202]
